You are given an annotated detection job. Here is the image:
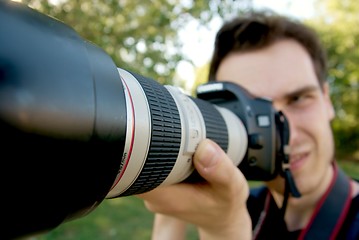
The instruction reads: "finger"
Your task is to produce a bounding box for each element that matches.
[137,183,198,214]
[193,139,247,196]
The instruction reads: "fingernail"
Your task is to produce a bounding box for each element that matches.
[197,141,219,171]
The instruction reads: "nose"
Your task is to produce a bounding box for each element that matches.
[281,112,300,148]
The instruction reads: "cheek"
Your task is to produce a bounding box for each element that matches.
[285,103,332,142]
[304,100,334,130]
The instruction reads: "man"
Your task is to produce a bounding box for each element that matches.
[138,11,359,239]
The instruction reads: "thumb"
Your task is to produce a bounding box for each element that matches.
[193,139,245,190]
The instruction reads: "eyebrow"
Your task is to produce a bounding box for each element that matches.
[283,85,320,99]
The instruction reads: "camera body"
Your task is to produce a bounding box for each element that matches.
[196,81,288,181]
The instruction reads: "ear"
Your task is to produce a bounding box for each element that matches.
[322,82,335,121]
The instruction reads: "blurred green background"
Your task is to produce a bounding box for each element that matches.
[13,0,358,239]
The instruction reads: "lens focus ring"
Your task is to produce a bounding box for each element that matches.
[191,98,228,151]
[120,73,181,196]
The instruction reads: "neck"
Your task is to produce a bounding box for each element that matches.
[269,164,334,231]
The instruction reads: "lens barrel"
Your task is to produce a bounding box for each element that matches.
[107,69,247,197]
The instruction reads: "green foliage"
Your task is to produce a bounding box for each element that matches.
[306,0,359,160]
[338,160,359,179]
[22,0,248,84]
[191,62,210,95]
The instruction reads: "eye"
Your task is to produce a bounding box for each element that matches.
[289,95,303,103]
[287,93,313,107]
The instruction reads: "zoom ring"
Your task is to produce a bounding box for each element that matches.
[191,98,228,152]
[120,73,181,196]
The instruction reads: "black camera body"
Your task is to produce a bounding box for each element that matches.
[196,81,289,181]
[0,1,289,238]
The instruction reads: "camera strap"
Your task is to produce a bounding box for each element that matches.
[253,162,352,240]
[297,163,352,239]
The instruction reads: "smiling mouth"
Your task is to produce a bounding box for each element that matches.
[289,153,309,171]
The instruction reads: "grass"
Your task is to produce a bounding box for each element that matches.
[28,196,154,240]
[28,196,200,240]
[25,160,358,240]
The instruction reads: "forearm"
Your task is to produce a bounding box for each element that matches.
[197,208,252,240]
[152,214,188,240]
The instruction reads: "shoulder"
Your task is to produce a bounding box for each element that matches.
[339,180,359,239]
[248,184,267,203]
[345,193,359,239]
[349,180,359,218]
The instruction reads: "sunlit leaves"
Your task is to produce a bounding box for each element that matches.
[22,0,248,84]
[308,0,359,157]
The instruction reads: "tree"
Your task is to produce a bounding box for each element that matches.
[191,62,210,95]
[23,0,251,84]
[306,0,359,160]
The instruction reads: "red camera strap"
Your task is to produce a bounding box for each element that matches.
[253,163,352,239]
[298,163,352,240]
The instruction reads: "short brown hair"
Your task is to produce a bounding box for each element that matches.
[209,11,327,85]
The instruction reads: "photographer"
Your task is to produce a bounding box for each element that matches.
[138,11,359,240]
[1,2,358,239]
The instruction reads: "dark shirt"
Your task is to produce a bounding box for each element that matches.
[247,185,359,239]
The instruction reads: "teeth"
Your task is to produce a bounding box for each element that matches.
[290,153,305,162]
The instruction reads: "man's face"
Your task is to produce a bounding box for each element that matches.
[215,39,335,196]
